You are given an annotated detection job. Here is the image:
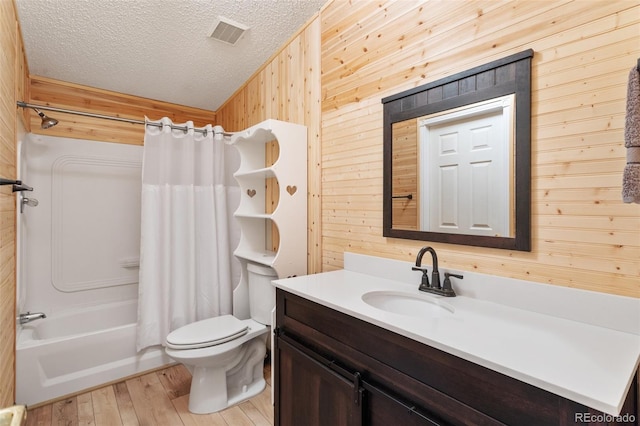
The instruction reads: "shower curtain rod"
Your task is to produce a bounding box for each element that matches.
[16,101,231,137]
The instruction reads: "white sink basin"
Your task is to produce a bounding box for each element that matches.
[362,291,455,319]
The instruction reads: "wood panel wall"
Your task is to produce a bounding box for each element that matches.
[320,0,640,297]
[26,76,215,146]
[216,15,322,274]
[0,0,28,406]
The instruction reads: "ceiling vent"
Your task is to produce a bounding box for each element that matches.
[208,16,249,46]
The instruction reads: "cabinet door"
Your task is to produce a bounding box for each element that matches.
[276,337,363,426]
[365,384,447,426]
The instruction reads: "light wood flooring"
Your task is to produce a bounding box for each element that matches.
[25,362,273,426]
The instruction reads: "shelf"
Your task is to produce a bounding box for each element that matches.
[229,118,307,314]
[231,127,277,146]
[233,248,276,267]
[234,167,275,179]
[234,213,273,219]
[232,129,279,173]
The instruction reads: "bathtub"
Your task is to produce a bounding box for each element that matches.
[16,300,172,406]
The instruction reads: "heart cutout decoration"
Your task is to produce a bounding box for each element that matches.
[247,189,256,198]
[286,185,297,196]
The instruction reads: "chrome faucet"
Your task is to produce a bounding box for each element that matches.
[412,246,462,297]
[17,311,46,325]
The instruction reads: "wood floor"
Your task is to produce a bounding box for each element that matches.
[25,362,273,426]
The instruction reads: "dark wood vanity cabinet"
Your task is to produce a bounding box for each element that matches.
[274,289,639,426]
[277,335,438,426]
[277,336,363,426]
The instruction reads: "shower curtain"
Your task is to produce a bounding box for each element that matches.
[136,118,233,351]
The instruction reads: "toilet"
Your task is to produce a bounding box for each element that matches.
[165,263,277,414]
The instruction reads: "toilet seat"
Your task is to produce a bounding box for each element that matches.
[166,315,249,350]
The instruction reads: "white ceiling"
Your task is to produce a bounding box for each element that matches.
[16,0,326,111]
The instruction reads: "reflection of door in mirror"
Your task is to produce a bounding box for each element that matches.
[391,95,515,237]
[420,95,514,237]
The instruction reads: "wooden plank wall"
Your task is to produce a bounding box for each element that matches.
[216,16,322,274]
[321,0,640,297]
[27,76,216,146]
[0,0,28,406]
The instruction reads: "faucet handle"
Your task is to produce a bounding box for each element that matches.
[441,273,463,297]
[412,266,430,290]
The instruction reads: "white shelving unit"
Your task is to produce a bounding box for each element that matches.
[228,119,307,319]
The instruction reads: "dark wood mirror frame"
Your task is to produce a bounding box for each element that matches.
[382,49,533,251]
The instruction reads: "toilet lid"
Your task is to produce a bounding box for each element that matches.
[166,315,249,350]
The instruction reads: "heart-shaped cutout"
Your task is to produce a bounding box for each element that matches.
[286,185,297,196]
[247,189,256,198]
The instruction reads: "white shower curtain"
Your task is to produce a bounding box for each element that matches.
[136,117,233,351]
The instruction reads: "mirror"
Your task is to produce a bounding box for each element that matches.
[383,50,533,251]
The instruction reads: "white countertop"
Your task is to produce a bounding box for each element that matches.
[273,268,640,416]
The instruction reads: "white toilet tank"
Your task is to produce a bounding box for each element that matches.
[247,263,278,325]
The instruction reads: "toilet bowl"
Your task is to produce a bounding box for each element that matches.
[164,263,277,414]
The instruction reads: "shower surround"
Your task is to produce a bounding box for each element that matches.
[15,134,170,406]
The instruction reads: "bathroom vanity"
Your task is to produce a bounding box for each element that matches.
[272,254,640,425]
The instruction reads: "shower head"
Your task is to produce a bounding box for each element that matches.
[16,102,60,129]
[34,108,58,129]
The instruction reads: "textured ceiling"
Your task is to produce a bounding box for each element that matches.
[16,0,325,111]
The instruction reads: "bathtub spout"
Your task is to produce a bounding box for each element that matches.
[18,312,46,325]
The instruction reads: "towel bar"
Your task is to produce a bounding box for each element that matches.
[0,178,33,192]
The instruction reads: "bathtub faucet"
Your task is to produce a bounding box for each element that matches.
[17,311,46,325]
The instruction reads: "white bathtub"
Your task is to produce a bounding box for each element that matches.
[16,300,172,406]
